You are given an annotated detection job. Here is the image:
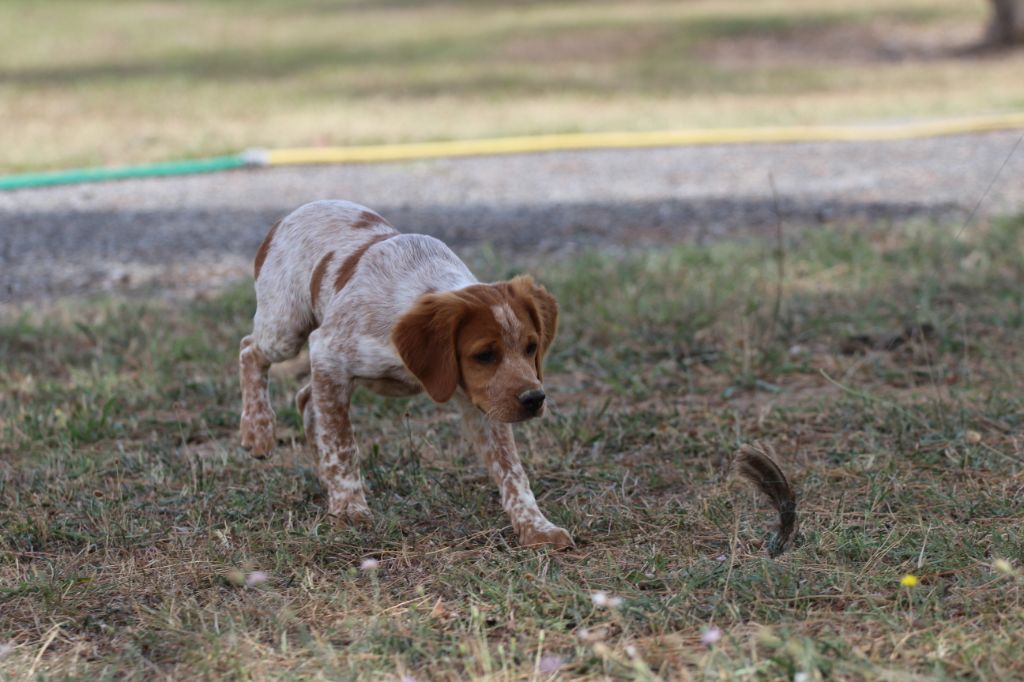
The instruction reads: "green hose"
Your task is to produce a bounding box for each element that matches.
[0,155,249,191]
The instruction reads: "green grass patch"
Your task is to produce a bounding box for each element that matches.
[1,216,1023,678]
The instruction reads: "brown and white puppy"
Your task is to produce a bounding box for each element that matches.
[238,200,571,549]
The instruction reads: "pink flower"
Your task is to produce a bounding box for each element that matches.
[701,626,722,646]
[245,571,269,587]
[538,655,563,673]
[360,558,380,571]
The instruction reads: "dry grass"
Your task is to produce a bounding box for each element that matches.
[2,0,1022,172]
[2,215,1023,679]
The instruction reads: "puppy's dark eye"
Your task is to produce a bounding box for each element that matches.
[473,350,497,365]
[525,341,538,356]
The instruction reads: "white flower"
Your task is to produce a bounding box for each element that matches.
[591,591,623,608]
[360,558,379,571]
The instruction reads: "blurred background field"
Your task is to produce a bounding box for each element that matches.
[2,0,1022,172]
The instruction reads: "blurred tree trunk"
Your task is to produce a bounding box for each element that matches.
[988,0,1024,45]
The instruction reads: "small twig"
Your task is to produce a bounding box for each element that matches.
[767,173,786,339]
[954,133,1023,241]
[720,505,741,604]
[819,369,931,430]
[28,622,63,678]
[916,525,931,570]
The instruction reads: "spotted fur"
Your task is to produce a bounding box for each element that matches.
[238,200,570,549]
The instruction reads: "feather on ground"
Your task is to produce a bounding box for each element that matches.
[734,442,799,557]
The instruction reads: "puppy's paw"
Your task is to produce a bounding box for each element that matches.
[518,524,574,550]
[328,496,373,527]
[240,410,276,458]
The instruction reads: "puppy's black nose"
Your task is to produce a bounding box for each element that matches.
[518,389,546,411]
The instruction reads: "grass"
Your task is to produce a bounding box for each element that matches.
[2,0,1022,172]
[2,215,1023,679]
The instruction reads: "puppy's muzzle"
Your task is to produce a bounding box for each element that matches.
[518,388,546,414]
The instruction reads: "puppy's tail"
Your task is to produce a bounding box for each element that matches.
[734,442,799,557]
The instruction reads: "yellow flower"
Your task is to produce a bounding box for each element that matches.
[993,559,1014,575]
[900,574,919,587]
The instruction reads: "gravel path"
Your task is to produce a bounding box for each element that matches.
[2,131,1022,303]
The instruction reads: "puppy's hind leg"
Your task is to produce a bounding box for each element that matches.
[239,319,309,458]
[239,335,277,458]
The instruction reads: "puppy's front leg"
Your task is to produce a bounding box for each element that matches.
[459,397,572,550]
[309,340,371,525]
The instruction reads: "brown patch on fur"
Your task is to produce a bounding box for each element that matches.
[455,294,511,404]
[253,219,281,280]
[333,234,396,293]
[351,209,391,230]
[392,280,556,416]
[393,284,513,404]
[309,251,335,312]
[507,275,558,379]
[323,462,342,481]
[391,290,471,403]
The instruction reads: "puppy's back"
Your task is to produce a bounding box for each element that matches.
[256,200,396,302]
[250,201,398,350]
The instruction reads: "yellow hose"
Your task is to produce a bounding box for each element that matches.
[4,114,1021,191]
[262,113,1024,166]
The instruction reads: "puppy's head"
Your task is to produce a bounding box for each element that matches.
[392,275,558,422]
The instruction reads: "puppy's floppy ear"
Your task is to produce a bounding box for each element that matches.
[510,275,559,379]
[392,292,463,403]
